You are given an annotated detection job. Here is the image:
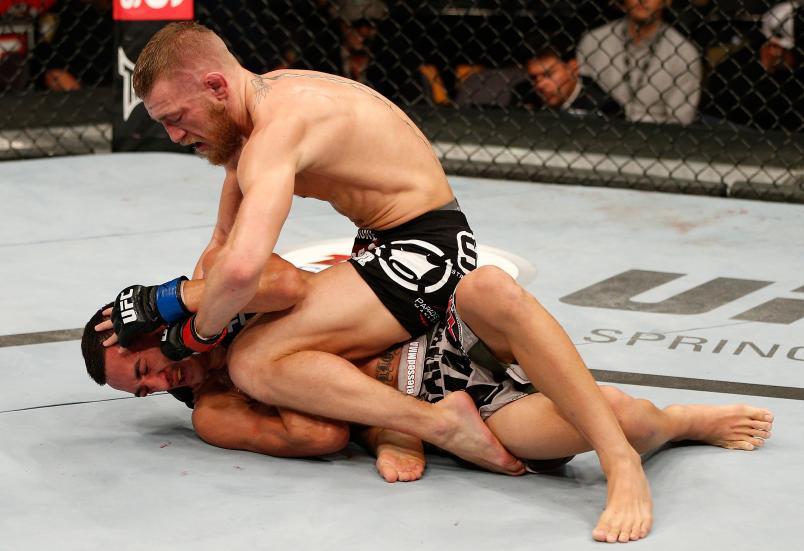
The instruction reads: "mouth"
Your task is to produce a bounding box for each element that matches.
[172,365,183,387]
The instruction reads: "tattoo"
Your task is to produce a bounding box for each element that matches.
[375,346,401,384]
[251,72,434,153]
[251,76,270,108]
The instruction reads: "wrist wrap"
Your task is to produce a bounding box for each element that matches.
[155,276,189,323]
[182,314,228,353]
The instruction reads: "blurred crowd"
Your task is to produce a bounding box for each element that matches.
[1,0,801,133]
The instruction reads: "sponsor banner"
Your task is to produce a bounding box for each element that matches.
[113,0,193,21]
[280,239,535,283]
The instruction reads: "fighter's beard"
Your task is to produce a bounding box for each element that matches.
[202,103,243,166]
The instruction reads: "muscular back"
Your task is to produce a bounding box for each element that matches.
[248,71,454,229]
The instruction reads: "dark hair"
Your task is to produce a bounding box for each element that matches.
[532,45,575,63]
[521,32,576,64]
[81,303,113,385]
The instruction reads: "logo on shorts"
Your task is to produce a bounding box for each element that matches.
[445,295,462,344]
[280,239,535,283]
[377,239,452,294]
[405,340,419,395]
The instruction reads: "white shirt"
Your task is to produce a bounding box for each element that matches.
[577,19,702,125]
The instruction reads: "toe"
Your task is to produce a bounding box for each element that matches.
[592,524,610,542]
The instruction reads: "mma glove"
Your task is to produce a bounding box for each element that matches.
[161,314,228,361]
[111,276,189,347]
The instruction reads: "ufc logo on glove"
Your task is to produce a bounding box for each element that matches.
[117,288,138,324]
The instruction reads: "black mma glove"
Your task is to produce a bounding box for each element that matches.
[111,276,189,347]
[161,314,228,361]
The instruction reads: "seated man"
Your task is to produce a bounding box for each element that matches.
[577,0,701,125]
[513,45,622,118]
[84,261,774,542]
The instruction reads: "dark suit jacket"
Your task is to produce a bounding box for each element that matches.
[513,76,623,118]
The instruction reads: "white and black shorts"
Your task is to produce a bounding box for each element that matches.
[399,293,537,420]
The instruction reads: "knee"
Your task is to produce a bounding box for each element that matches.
[457,266,523,317]
[227,345,283,402]
[270,262,308,305]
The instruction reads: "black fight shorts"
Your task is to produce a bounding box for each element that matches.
[348,202,477,337]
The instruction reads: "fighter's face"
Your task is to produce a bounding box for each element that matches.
[145,77,242,166]
[104,336,208,397]
[527,55,578,108]
[622,0,668,24]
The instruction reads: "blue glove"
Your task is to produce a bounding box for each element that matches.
[111,276,189,347]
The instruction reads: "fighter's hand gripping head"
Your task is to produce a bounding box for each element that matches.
[111,276,190,347]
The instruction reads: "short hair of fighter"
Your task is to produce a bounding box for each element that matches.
[81,305,202,403]
[82,303,117,386]
[132,21,237,101]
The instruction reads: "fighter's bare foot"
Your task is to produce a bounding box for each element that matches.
[374,429,426,483]
[433,391,525,476]
[668,404,774,450]
[592,453,653,543]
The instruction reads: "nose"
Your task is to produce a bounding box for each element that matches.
[144,370,172,393]
[535,78,554,94]
[164,122,187,144]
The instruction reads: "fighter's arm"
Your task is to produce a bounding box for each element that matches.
[183,254,309,315]
[192,372,349,457]
[193,116,308,338]
[193,167,242,279]
[98,254,308,345]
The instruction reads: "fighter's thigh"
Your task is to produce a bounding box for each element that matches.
[485,392,595,460]
[233,262,409,360]
[454,266,525,362]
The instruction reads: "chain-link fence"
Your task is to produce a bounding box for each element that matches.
[0,0,113,159]
[2,1,803,201]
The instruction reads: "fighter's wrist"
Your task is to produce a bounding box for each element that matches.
[155,276,190,323]
[189,315,226,345]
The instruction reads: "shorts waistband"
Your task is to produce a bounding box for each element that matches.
[437,198,461,212]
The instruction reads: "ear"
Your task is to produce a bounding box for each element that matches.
[568,58,579,78]
[203,72,229,100]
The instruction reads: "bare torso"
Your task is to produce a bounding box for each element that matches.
[247,70,454,229]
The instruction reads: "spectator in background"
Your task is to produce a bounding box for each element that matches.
[513,44,623,118]
[704,1,802,132]
[32,0,112,91]
[0,0,55,90]
[331,0,387,85]
[577,0,702,125]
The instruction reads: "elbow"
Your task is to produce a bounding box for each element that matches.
[192,407,228,449]
[270,265,309,306]
[219,255,264,292]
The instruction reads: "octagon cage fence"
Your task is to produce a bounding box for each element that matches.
[1,0,802,202]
